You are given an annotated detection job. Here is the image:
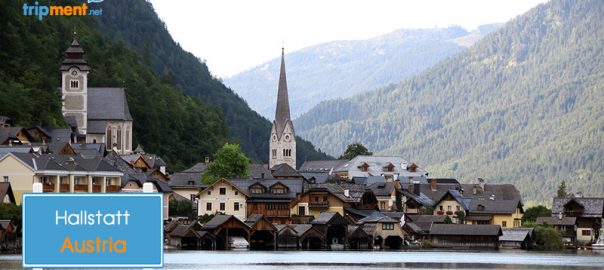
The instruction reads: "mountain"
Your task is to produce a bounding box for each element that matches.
[295,0,604,204]
[95,0,329,166]
[0,0,329,171]
[225,25,500,119]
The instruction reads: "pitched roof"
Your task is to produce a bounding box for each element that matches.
[47,128,73,144]
[536,216,577,226]
[60,38,90,71]
[333,155,428,177]
[0,127,27,144]
[0,183,15,204]
[299,172,329,183]
[304,183,369,204]
[6,153,121,174]
[87,88,133,121]
[356,212,398,224]
[368,181,396,197]
[299,160,349,173]
[552,197,604,218]
[229,178,302,200]
[430,224,502,236]
[311,212,347,225]
[71,143,105,158]
[249,163,274,179]
[270,163,302,178]
[500,228,534,242]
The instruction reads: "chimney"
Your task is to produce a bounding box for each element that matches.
[558,212,563,220]
[472,186,477,195]
[408,163,417,172]
[413,183,420,196]
[431,179,437,191]
[204,156,210,164]
[344,189,350,197]
[478,178,485,191]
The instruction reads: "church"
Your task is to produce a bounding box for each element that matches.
[59,37,133,154]
[269,48,296,169]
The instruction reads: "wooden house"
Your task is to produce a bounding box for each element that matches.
[551,197,603,244]
[429,224,502,249]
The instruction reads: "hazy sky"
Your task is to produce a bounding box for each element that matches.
[148,0,548,78]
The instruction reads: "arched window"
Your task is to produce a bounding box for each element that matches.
[106,126,112,150]
[117,126,122,150]
[125,127,130,150]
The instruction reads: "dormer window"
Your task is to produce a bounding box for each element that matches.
[70,80,79,89]
[272,188,285,194]
[250,187,263,194]
[358,163,369,172]
[384,163,395,172]
[187,180,195,186]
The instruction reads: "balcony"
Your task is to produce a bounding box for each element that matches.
[42,183,121,193]
[309,201,329,208]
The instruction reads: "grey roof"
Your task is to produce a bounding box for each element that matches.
[6,153,121,174]
[400,189,434,206]
[429,178,460,185]
[71,143,105,158]
[465,215,493,221]
[408,215,446,232]
[468,198,521,215]
[229,178,303,201]
[366,176,386,186]
[368,182,396,197]
[183,162,208,173]
[202,215,236,230]
[345,208,381,218]
[102,151,169,192]
[171,192,189,202]
[311,212,347,225]
[47,128,73,144]
[352,177,367,185]
[356,212,398,224]
[87,88,133,121]
[170,163,208,188]
[291,224,312,237]
[249,163,274,179]
[305,183,370,204]
[0,146,32,155]
[552,197,604,218]
[500,228,534,242]
[0,220,12,230]
[60,38,90,71]
[536,216,577,226]
[0,127,26,143]
[270,163,302,178]
[299,160,349,173]
[143,154,166,168]
[300,172,329,183]
[430,224,502,236]
[333,155,428,178]
[86,120,108,134]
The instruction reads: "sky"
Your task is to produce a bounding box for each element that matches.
[148,0,548,78]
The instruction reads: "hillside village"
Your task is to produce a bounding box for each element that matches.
[0,36,602,252]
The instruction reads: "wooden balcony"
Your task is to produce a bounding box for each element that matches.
[106,185,121,192]
[42,183,55,192]
[309,201,329,208]
[42,184,121,193]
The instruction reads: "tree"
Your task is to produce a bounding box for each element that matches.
[201,143,249,184]
[557,181,573,198]
[534,224,564,250]
[522,205,551,223]
[339,143,372,160]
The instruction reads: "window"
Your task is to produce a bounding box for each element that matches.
[190,194,196,202]
[220,203,225,211]
[582,230,591,236]
[206,203,212,211]
[207,191,211,195]
[380,201,386,209]
[106,126,112,150]
[219,187,226,195]
[272,149,277,158]
[116,126,122,150]
[456,205,461,211]
[125,128,130,150]
[298,206,306,216]
[234,202,240,211]
[514,219,521,228]
[69,80,79,89]
[235,191,239,195]
[314,196,319,202]
[250,187,263,194]
[382,223,394,230]
[2,176,7,183]
[447,205,452,211]
[439,205,443,211]
[323,196,328,202]
[272,188,285,194]
[502,221,507,228]
[187,180,195,186]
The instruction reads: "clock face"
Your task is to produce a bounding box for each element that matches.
[272,134,277,142]
[284,134,290,142]
[71,70,77,76]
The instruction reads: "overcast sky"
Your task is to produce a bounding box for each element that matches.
[148,0,548,78]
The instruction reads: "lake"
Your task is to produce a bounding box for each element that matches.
[1,249,603,269]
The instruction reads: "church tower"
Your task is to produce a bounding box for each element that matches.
[269,48,296,169]
[60,35,90,134]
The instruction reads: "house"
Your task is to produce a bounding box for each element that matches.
[311,212,348,249]
[432,189,470,223]
[405,215,447,237]
[230,178,303,224]
[167,220,209,250]
[333,156,428,182]
[0,127,33,145]
[269,163,304,179]
[465,198,524,228]
[429,224,502,249]
[274,224,299,249]
[245,214,278,249]
[299,159,349,176]
[0,152,123,204]
[499,228,535,249]
[551,197,603,244]
[400,188,434,214]
[0,183,16,204]
[368,181,401,211]
[197,178,248,221]
[200,214,252,250]
[356,212,405,249]
[169,162,208,207]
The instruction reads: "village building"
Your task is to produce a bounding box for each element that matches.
[200,214,252,250]
[310,212,348,249]
[59,37,133,154]
[368,181,400,211]
[499,227,535,249]
[429,224,502,249]
[333,156,428,182]
[536,216,577,245]
[230,178,303,224]
[550,197,603,244]
[0,152,123,204]
[169,162,208,208]
[269,49,296,169]
[356,212,405,249]
[197,178,248,221]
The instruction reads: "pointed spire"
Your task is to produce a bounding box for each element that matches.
[274,48,291,135]
[60,32,90,71]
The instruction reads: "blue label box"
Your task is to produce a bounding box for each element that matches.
[23,193,163,268]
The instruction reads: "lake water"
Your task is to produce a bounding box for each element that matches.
[1,249,603,269]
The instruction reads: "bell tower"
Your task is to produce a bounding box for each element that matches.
[269,48,296,169]
[60,34,90,134]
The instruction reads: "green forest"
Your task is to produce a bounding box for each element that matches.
[295,0,604,204]
[0,0,329,172]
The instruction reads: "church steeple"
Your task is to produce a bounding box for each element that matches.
[269,48,296,169]
[274,47,291,136]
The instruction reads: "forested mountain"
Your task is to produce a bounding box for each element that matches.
[225,25,500,119]
[295,0,604,204]
[0,0,328,171]
[95,0,329,165]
